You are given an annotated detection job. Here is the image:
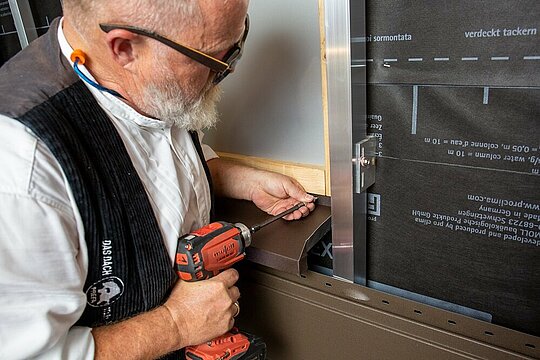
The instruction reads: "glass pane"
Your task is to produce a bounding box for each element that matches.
[0,0,62,66]
[28,0,61,36]
[0,1,22,65]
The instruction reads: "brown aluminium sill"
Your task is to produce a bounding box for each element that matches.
[214,196,331,276]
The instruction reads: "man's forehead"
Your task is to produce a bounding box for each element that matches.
[183,0,247,51]
[199,0,247,30]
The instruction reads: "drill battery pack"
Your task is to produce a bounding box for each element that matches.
[185,328,266,360]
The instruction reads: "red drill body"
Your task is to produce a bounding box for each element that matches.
[176,222,251,282]
[175,221,264,359]
[175,203,307,359]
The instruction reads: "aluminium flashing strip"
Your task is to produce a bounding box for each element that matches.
[214,197,331,276]
[324,0,360,284]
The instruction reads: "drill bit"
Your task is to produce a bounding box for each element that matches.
[250,198,317,233]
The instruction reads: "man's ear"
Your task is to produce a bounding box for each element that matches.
[103,29,140,67]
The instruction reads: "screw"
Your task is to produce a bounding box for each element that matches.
[359,156,371,167]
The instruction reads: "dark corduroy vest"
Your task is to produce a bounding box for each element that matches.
[0,18,211,348]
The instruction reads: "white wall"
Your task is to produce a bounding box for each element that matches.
[205,0,325,166]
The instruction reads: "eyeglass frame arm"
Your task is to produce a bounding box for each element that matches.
[99,23,229,72]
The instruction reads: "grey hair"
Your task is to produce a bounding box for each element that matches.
[63,0,202,38]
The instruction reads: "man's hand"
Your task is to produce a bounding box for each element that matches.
[163,268,240,347]
[248,171,315,220]
[207,158,316,220]
[92,269,240,359]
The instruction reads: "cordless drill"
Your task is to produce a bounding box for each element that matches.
[176,202,307,360]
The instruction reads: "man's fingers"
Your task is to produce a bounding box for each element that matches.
[300,203,315,216]
[228,286,240,302]
[281,178,314,203]
[214,268,239,288]
[290,190,314,204]
[282,202,316,220]
[228,317,236,331]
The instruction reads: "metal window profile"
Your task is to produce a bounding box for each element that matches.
[324,0,370,284]
[8,0,38,48]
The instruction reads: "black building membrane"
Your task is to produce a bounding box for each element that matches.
[352,0,539,336]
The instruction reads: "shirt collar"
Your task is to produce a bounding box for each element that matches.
[57,17,169,130]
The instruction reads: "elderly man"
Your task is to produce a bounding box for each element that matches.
[0,0,315,358]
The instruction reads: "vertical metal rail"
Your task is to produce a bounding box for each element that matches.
[323,0,355,282]
[8,0,37,48]
[350,0,368,286]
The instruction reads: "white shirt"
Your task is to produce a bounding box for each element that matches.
[0,20,217,359]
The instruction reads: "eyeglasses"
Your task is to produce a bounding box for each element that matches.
[99,15,249,84]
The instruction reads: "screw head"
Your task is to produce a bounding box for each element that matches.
[359,156,371,167]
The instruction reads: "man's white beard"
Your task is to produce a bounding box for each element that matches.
[143,80,222,131]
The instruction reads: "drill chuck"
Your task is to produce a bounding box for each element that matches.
[235,222,252,248]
